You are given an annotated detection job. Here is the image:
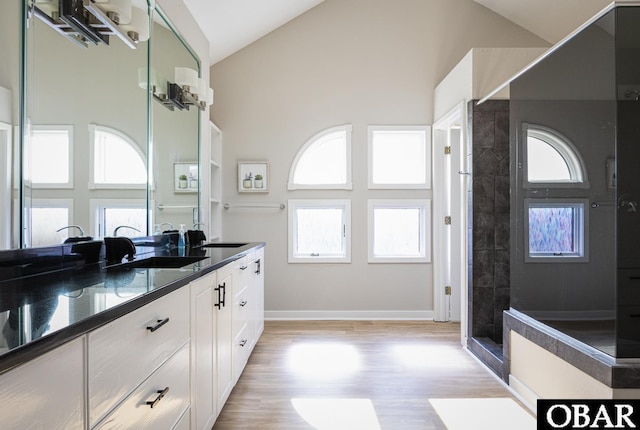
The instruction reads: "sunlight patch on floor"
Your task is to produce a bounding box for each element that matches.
[287,343,361,379]
[429,398,535,430]
[390,344,474,369]
[291,398,381,430]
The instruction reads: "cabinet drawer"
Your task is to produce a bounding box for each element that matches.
[88,287,190,427]
[233,283,250,336]
[95,342,190,430]
[0,337,85,430]
[233,323,251,382]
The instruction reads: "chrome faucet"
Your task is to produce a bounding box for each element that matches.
[192,222,206,229]
[57,225,87,236]
[159,222,174,231]
[113,225,141,237]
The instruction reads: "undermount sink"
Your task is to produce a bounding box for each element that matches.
[199,243,248,248]
[108,256,207,270]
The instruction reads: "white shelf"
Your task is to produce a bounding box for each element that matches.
[209,122,222,241]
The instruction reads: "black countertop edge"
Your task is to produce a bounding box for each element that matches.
[504,309,640,389]
[0,242,265,376]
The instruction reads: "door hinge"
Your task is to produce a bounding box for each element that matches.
[445,286,452,295]
[444,146,451,155]
[444,216,452,225]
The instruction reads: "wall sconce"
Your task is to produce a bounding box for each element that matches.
[139,67,213,112]
[32,0,147,49]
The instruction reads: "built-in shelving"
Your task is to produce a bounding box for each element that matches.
[209,122,222,241]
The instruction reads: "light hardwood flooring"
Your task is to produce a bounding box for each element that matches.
[213,320,535,430]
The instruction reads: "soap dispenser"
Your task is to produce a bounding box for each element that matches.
[178,224,186,256]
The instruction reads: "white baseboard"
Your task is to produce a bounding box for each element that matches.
[264,310,435,320]
[509,374,539,414]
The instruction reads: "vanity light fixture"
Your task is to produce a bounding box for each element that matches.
[31,0,146,49]
[152,67,213,111]
[138,66,213,112]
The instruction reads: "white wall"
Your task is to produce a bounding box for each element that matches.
[210,0,547,318]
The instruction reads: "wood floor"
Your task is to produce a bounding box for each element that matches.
[213,320,534,430]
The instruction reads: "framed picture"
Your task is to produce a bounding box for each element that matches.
[238,161,269,193]
[174,162,198,193]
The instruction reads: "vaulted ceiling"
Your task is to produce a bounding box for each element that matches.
[183,0,612,66]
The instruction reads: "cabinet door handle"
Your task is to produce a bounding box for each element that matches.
[146,387,169,408]
[240,300,248,307]
[255,259,261,275]
[239,339,247,347]
[240,265,248,270]
[146,318,170,333]
[215,282,226,309]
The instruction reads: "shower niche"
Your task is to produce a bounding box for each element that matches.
[509,4,640,359]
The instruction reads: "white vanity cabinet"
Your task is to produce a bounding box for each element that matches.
[0,337,85,430]
[215,262,235,413]
[94,343,190,430]
[0,245,265,430]
[88,287,190,428]
[232,255,251,383]
[190,270,217,430]
[250,248,265,343]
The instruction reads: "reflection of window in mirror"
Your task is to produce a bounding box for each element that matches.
[90,199,146,238]
[90,125,146,187]
[524,124,588,187]
[524,199,589,263]
[30,199,73,247]
[30,126,73,187]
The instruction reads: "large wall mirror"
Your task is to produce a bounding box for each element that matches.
[8,0,200,249]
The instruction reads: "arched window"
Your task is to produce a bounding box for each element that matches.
[288,125,352,190]
[524,124,588,187]
[89,124,146,188]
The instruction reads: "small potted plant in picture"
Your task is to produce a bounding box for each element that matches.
[178,174,188,189]
[242,172,253,189]
[254,174,263,189]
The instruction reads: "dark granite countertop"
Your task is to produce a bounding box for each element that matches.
[0,241,264,375]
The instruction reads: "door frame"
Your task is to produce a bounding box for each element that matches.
[432,101,468,344]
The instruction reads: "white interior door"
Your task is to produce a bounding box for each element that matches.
[433,103,467,341]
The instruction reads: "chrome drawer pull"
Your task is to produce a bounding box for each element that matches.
[146,387,169,409]
[239,339,247,347]
[240,300,248,307]
[146,318,170,333]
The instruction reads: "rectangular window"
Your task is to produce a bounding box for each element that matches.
[288,199,351,263]
[90,199,146,238]
[30,199,73,247]
[368,126,431,189]
[29,126,73,188]
[368,199,431,263]
[524,199,588,262]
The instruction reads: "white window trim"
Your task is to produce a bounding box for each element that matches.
[288,124,353,190]
[524,198,589,263]
[368,125,431,190]
[88,124,147,190]
[29,198,74,247]
[368,199,431,263]
[288,199,351,263]
[31,125,74,189]
[523,123,589,189]
[90,198,147,238]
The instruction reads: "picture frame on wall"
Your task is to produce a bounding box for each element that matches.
[238,161,269,193]
[174,162,198,193]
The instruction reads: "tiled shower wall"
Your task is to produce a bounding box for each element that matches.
[468,99,510,344]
